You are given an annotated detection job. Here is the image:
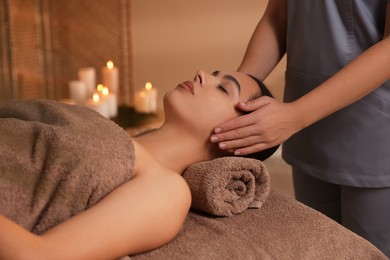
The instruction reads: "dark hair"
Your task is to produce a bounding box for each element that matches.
[241,74,280,161]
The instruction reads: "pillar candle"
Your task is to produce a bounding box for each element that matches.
[102,87,118,118]
[68,80,87,105]
[102,60,119,94]
[78,67,96,98]
[134,82,158,113]
[87,92,109,118]
[145,82,158,113]
[134,90,149,113]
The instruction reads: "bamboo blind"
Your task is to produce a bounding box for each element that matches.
[0,0,134,106]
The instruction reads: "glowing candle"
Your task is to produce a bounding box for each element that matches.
[93,93,99,102]
[134,90,149,113]
[97,83,104,93]
[101,86,118,118]
[102,60,119,95]
[87,92,109,118]
[134,82,158,113]
[145,82,157,113]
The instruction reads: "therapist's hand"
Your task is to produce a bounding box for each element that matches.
[210,96,302,155]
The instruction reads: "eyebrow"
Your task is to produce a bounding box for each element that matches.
[212,71,241,94]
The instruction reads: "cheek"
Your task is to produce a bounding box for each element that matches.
[163,90,238,131]
[197,96,238,126]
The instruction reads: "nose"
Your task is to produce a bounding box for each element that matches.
[194,70,205,86]
[194,70,217,87]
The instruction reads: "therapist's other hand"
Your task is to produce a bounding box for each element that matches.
[210,96,301,155]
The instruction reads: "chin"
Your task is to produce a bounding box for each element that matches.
[163,90,192,123]
[163,89,238,136]
[163,92,214,135]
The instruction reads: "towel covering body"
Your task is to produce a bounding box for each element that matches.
[0,99,134,234]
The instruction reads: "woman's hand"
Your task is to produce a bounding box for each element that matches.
[210,96,302,155]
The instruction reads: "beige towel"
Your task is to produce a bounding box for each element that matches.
[183,157,270,217]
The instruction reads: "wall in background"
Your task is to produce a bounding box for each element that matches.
[131,0,286,109]
[0,0,134,106]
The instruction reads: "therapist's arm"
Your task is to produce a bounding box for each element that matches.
[238,0,287,80]
[290,36,390,130]
[212,2,390,155]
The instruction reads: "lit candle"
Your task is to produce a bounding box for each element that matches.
[102,60,119,95]
[68,80,87,105]
[97,83,104,93]
[87,92,109,118]
[101,86,118,118]
[134,90,149,113]
[145,82,157,113]
[134,82,158,113]
[78,67,96,98]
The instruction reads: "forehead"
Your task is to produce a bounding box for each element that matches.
[221,71,260,101]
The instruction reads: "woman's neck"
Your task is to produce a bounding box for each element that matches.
[133,123,214,174]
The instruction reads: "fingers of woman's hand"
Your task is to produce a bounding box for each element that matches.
[212,99,303,155]
[215,134,263,151]
[214,96,274,135]
[212,112,256,136]
[236,96,273,112]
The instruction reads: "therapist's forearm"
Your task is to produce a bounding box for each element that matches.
[238,0,287,81]
[292,36,390,130]
[0,215,44,259]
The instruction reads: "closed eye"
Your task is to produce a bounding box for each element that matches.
[218,85,229,95]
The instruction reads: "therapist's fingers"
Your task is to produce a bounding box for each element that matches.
[213,96,273,135]
[215,134,278,156]
[213,112,257,137]
[211,124,258,144]
[215,134,262,151]
[236,96,274,113]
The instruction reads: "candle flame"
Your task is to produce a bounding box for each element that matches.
[140,91,146,98]
[97,84,104,92]
[102,87,109,96]
[107,60,114,69]
[93,93,100,103]
[145,82,152,91]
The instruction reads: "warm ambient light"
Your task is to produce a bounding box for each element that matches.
[107,60,114,70]
[97,84,104,92]
[102,87,109,96]
[93,93,100,103]
[140,91,146,98]
[145,82,152,91]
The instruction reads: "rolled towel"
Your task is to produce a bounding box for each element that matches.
[183,157,270,217]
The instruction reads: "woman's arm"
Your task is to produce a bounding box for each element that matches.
[0,215,45,259]
[42,170,190,259]
[212,2,390,155]
[238,0,287,80]
[0,170,191,259]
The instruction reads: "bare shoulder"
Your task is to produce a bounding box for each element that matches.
[130,139,191,201]
[40,140,192,259]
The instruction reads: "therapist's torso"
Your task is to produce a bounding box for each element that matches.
[282,0,390,187]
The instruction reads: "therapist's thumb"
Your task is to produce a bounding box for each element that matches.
[237,96,273,112]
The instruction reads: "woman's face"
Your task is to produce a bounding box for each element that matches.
[163,70,261,136]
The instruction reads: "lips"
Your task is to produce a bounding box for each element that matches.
[177,81,194,95]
